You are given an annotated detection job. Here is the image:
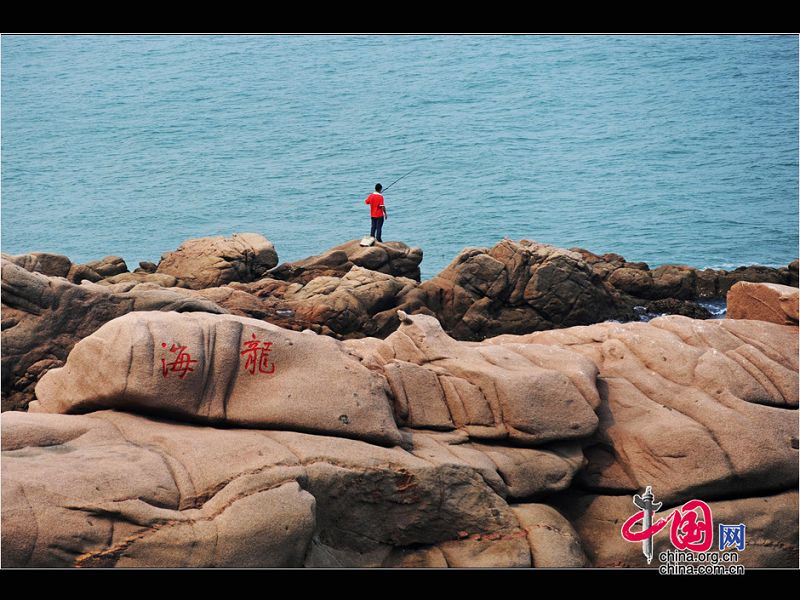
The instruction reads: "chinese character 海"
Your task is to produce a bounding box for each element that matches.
[240,333,276,375]
[160,343,198,379]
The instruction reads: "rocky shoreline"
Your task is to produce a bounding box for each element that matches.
[3,234,796,412]
[1,234,797,568]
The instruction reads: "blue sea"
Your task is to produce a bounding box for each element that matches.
[2,35,798,281]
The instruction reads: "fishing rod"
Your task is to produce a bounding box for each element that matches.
[381,166,420,193]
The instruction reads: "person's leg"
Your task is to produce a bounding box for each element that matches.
[375,217,384,242]
[370,217,378,238]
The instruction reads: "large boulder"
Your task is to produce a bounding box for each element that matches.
[727,281,799,326]
[83,255,128,278]
[1,252,72,278]
[1,260,225,411]
[606,266,656,298]
[156,233,278,290]
[66,255,129,284]
[647,265,699,300]
[204,269,418,340]
[269,239,423,284]
[398,240,633,341]
[285,267,417,338]
[606,264,699,301]
[135,260,158,274]
[1,410,541,568]
[346,311,601,446]
[486,315,799,504]
[33,311,403,446]
[511,503,590,567]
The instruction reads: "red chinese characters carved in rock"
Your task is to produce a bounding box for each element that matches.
[160,343,199,379]
[240,333,276,375]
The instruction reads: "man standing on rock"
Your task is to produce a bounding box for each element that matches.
[365,183,388,243]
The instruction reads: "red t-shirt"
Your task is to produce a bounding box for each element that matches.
[365,193,385,218]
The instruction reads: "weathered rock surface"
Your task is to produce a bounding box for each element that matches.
[487,315,798,504]
[270,240,423,284]
[135,260,158,274]
[789,259,799,287]
[282,240,797,340]
[396,240,634,341]
[192,240,796,342]
[347,311,601,446]
[156,233,278,290]
[95,272,179,288]
[2,410,552,568]
[7,237,794,351]
[3,305,798,568]
[574,247,797,299]
[66,255,129,284]
[554,490,798,568]
[715,265,796,297]
[727,281,799,326]
[511,503,589,567]
[170,283,316,335]
[84,255,128,278]
[1,252,73,278]
[192,268,418,340]
[284,267,418,338]
[65,263,104,284]
[33,311,402,446]
[1,260,225,411]
[164,237,794,343]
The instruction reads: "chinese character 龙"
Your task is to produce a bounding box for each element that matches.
[240,333,276,375]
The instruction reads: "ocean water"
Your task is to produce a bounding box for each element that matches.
[2,35,798,281]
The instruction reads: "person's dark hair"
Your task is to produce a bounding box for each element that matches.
[375,183,382,192]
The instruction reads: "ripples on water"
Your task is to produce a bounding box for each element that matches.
[2,35,797,280]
